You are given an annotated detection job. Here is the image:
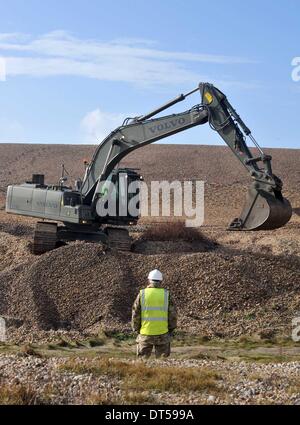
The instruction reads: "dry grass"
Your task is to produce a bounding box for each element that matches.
[142,221,212,243]
[17,344,42,358]
[85,392,120,405]
[86,390,154,405]
[60,358,221,394]
[123,390,155,404]
[127,365,220,393]
[1,383,58,405]
[287,379,300,395]
[0,384,49,405]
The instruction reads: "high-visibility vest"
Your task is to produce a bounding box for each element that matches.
[140,288,169,336]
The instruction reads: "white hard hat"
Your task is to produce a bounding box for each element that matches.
[148,269,163,281]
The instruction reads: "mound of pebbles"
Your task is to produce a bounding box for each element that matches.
[0,234,300,341]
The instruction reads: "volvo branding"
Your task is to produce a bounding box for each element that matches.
[147,117,187,135]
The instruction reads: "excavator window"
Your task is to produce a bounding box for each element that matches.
[63,192,81,207]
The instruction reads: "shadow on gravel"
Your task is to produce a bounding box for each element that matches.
[132,239,218,255]
[0,222,33,238]
[30,284,64,331]
[109,254,139,323]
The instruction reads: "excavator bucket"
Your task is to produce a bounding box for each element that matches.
[229,186,292,231]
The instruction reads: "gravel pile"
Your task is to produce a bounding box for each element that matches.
[0,355,120,405]
[146,358,300,405]
[0,222,33,238]
[0,232,33,272]
[0,236,300,339]
[133,239,215,254]
[0,143,299,341]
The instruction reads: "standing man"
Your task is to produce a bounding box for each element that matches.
[132,269,177,358]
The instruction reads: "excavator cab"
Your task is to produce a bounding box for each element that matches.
[99,168,141,225]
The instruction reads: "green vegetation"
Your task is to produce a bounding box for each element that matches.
[104,331,136,342]
[1,332,300,363]
[47,336,106,350]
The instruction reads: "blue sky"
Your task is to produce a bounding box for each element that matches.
[0,0,299,148]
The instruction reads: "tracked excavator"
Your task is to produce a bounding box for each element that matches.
[6,83,292,253]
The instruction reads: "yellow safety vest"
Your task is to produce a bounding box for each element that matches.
[140,288,169,336]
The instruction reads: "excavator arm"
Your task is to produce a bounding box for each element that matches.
[199,83,292,229]
[81,88,208,202]
[6,82,292,256]
[80,83,292,230]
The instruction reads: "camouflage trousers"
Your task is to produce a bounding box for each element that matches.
[136,333,171,358]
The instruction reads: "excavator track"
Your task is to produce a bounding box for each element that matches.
[33,222,57,255]
[106,227,132,252]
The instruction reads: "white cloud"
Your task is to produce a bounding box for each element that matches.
[0,32,29,42]
[80,109,135,143]
[0,31,254,86]
[0,57,6,81]
[5,56,200,85]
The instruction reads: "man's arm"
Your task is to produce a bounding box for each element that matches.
[131,292,141,333]
[168,294,177,333]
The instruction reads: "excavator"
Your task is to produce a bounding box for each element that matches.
[5,83,293,253]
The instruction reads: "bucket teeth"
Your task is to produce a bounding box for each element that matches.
[229,186,292,231]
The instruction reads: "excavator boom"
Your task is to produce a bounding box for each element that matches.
[80,96,208,202]
[81,83,292,231]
